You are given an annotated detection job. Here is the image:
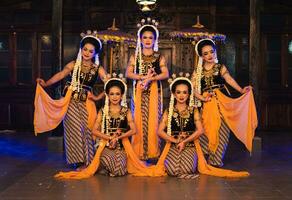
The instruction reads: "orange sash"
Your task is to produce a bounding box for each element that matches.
[54,137,249,179]
[202,89,258,153]
[131,81,160,158]
[34,83,97,135]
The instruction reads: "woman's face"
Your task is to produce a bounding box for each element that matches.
[141,31,155,49]
[81,43,96,61]
[174,84,189,105]
[201,45,216,64]
[108,86,122,105]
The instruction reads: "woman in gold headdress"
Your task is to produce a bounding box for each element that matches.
[126,18,169,160]
[92,77,136,176]
[192,38,258,167]
[35,31,107,169]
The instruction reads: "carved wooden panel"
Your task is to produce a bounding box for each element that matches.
[260,91,292,129]
[0,103,10,128]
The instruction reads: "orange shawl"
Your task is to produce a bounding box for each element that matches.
[202,89,258,153]
[54,138,249,179]
[34,83,97,135]
[131,81,160,158]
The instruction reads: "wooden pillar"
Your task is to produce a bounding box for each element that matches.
[281,34,288,88]
[209,0,216,31]
[51,0,63,99]
[32,32,38,83]
[10,31,17,85]
[250,0,262,150]
[249,0,260,104]
[50,0,64,138]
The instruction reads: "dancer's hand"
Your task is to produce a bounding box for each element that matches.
[139,69,154,80]
[179,132,188,140]
[87,92,96,101]
[170,137,179,144]
[177,141,186,153]
[241,86,251,94]
[109,137,118,149]
[146,68,156,78]
[115,129,122,136]
[88,92,102,101]
[203,93,212,102]
[140,79,151,90]
[36,78,47,87]
[142,79,150,87]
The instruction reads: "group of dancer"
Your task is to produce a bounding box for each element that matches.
[34,18,257,179]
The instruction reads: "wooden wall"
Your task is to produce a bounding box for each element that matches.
[0,0,292,131]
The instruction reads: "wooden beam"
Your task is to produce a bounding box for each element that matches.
[51,0,63,98]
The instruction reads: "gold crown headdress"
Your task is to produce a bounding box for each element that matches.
[136,18,159,51]
[70,30,103,92]
[80,30,103,52]
[193,38,218,107]
[101,73,127,135]
[167,72,195,136]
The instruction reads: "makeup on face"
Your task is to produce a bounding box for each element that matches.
[82,43,96,60]
[174,84,190,104]
[201,45,216,63]
[141,31,155,49]
[108,86,122,105]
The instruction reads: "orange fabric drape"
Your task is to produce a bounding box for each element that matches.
[86,96,97,130]
[132,82,160,158]
[54,138,167,179]
[34,84,72,135]
[55,140,107,179]
[54,137,249,179]
[202,89,258,153]
[125,138,168,177]
[34,83,97,135]
[194,140,249,177]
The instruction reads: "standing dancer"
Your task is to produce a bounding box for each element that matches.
[35,30,107,169]
[192,38,257,167]
[126,18,169,160]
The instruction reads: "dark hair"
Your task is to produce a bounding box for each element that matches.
[171,79,192,94]
[80,37,102,53]
[197,40,216,56]
[105,80,125,95]
[139,26,157,40]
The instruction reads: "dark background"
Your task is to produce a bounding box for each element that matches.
[0,0,291,131]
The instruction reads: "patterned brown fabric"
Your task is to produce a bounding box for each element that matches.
[63,100,95,166]
[199,119,230,167]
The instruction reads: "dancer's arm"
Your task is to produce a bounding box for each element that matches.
[149,55,169,81]
[221,65,250,94]
[88,91,105,101]
[126,55,144,80]
[36,61,74,87]
[98,66,107,82]
[92,111,111,140]
[158,111,179,144]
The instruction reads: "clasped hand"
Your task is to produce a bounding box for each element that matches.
[36,78,47,87]
[139,68,156,90]
[172,132,188,152]
[108,129,122,149]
